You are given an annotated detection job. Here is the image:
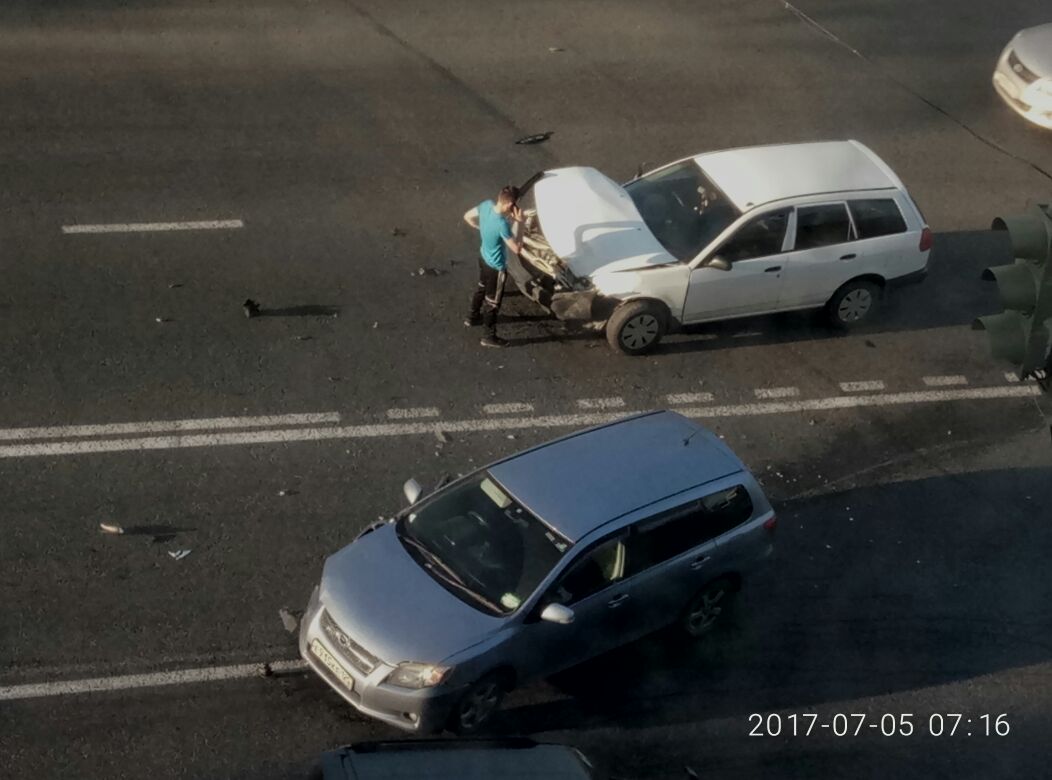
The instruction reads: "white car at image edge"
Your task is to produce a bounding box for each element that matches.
[992,22,1052,129]
[495,140,931,355]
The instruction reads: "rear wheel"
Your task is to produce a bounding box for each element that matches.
[682,578,736,637]
[606,300,667,355]
[826,279,881,329]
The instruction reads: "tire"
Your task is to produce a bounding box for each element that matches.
[826,279,881,329]
[606,300,667,355]
[681,578,736,638]
[448,673,505,734]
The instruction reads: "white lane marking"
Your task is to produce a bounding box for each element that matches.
[62,219,244,234]
[1004,372,1020,383]
[731,331,764,338]
[576,397,626,410]
[483,402,534,415]
[665,392,715,405]
[0,660,307,702]
[754,387,799,399]
[923,375,968,387]
[0,412,340,442]
[839,381,886,393]
[0,385,1040,460]
[385,407,440,420]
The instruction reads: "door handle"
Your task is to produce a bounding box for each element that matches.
[764,266,782,273]
[689,556,711,570]
[607,594,629,608]
[839,253,857,260]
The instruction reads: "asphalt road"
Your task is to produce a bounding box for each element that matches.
[2,1,1051,778]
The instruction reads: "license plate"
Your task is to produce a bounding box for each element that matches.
[310,638,355,692]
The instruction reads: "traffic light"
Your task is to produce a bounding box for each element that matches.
[973,204,1052,382]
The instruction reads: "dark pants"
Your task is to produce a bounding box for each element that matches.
[468,258,507,337]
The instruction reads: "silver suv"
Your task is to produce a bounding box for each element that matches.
[299,411,777,733]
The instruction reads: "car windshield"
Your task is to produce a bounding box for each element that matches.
[395,473,571,616]
[625,160,741,261]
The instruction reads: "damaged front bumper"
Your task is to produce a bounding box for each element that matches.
[506,244,616,327]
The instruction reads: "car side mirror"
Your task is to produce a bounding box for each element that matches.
[539,603,575,625]
[704,256,731,271]
[403,478,423,505]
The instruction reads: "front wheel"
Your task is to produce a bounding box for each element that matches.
[826,279,881,329]
[448,673,505,734]
[606,300,667,355]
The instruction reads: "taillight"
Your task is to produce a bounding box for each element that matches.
[919,227,933,252]
[763,514,777,532]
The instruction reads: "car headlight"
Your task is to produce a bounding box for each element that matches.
[384,662,452,689]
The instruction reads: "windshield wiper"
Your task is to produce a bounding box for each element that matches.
[398,533,504,614]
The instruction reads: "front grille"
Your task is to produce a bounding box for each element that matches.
[1008,50,1039,84]
[320,610,380,674]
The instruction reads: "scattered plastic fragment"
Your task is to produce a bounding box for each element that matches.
[548,46,564,52]
[279,608,298,633]
[506,434,517,440]
[372,322,378,329]
[515,131,554,145]
[168,283,183,289]
[293,335,312,341]
[99,522,124,535]
[278,489,298,497]
[155,317,170,323]
[168,549,192,561]
[435,430,450,444]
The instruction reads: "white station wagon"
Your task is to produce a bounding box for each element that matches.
[505,140,931,354]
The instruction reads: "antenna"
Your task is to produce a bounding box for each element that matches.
[683,428,704,447]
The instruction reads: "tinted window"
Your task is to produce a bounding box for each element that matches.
[700,485,754,538]
[849,199,907,239]
[625,504,710,575]
[794,204,853,250]
[715,209,790,262]
[549,536,625,605]
[624,486,755,576]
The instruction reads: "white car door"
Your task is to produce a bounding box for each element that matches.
[779,202,865,308]
[682,208,792,323]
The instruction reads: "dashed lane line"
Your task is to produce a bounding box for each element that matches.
[61,219,244,234]
[385,407,440,420]
[483,402,534,415]
[0,412,341,442]
[839,381,886,393]
[923,375,969,387]
[0,660,308,702]
[0,384,1040,460]
[665,392,715,405]
[576,397,626,410]
[754,387,800,399]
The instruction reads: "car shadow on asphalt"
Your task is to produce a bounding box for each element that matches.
[503,229,1009,354]
[488,466,1052,736]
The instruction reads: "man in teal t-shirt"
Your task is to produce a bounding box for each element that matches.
[463,186,523,348]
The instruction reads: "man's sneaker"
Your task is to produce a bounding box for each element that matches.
[480,335,508,348]
[464,316,482,327]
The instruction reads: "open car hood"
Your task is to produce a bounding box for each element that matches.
[531,167,675,277]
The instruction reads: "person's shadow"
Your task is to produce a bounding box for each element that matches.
[256,305,341,318]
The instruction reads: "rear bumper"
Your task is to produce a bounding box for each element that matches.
[886,264,928,289]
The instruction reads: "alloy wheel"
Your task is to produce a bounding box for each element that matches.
[457,680,501,731]
[687,586,727,635]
